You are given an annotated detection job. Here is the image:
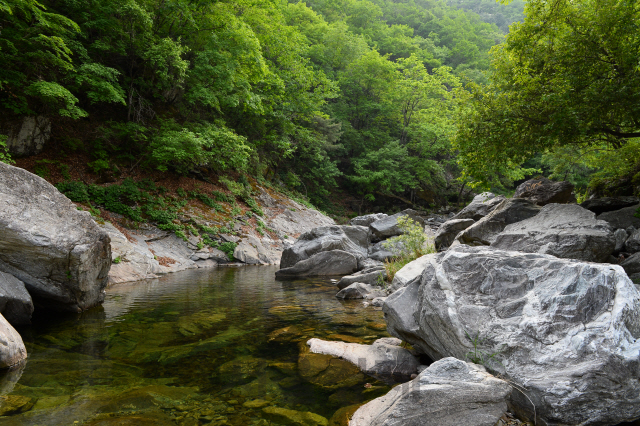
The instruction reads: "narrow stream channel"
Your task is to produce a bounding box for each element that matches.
[0,266,391,425]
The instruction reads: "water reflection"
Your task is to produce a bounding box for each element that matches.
[0,266,391,425]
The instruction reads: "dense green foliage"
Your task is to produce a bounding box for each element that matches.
[447,0,525,33]
[0,0,509,209]
[455,0,640,193]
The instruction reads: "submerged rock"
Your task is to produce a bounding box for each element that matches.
[262,406,329,426]
[383,245,640,425]
[0,272,33,325]
[492,203,615,262]
[298,344,365,390]
[349,357,510,426]
[307,337,420,383]
[276,250,359,278]
[513,177,576,205]
[0,163,111,311]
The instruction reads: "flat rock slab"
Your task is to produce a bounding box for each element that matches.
[0,272,33,325]
[307,337,420,383]
[492,203,615,262]
[276,250,358,277]
[0,163,111,312]
[349,357,510,426]
[383,245,640,425]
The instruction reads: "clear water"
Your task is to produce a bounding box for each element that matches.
[0,266,392,425]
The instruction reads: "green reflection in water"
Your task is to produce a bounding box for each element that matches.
[0,266,391,425]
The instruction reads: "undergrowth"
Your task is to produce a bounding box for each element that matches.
[382,216,435,282]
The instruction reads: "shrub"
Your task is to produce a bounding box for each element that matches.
[383,216,434,282]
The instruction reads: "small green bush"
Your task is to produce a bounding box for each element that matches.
[219,241,237,260]
[383,216,434,282]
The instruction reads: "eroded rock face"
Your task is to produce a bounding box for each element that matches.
[349,357,510,426]
[307,337,420,383]
[451,194,505,221]
[581,196,639,215]
[492,203,615,262]
[514,177,576,206]
[369,209,425,241]
[383,245,640,425]
[280,226,369,269]
[6,116,51,157]
[0,272,33,325]
[0,163,111,312]
[0,314,26,369]
[434,218,475,249]
[456,198,541,246]
[276,250,358,278]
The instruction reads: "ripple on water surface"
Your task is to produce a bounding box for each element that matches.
[0,266,391,425]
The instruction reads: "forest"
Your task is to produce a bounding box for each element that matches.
[1,0,638,213]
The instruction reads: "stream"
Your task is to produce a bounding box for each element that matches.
[0,266,392,425]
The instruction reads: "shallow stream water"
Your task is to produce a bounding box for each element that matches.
[0,266,392,425]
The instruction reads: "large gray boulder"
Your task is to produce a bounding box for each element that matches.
[434,218,474,249]
[492,203,615,262]
[276,250,358,278]
[451,194,505,221]
[369,209,425,241]
[581,196,639,215]
[368,240,403,262]
[349,357,511,426]
[383,245,640,425]
[308,337,420,384]
[0,314,26,369]
[349,213,388,227]
[597,204,640,230]
[455,198,541,246]
[0,272,33,325]
[0,163,111,312]
[280,226,369,269]
[514,177,576,205]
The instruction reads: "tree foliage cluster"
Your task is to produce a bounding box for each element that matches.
[0,0,509,209]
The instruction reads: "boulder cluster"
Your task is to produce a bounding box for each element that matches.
[280,177,640,426]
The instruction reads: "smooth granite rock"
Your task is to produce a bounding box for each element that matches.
[349,357,510,426]
[514,177,576,206]
[280,226,369,269]
[276,250,359,278]
[336,267,386,290]
[383,245,640,425]
[492,203,615,262]
[0,163,111,312]
[307,337,420,383]
[455,198,541,246]
[0,272,33,325]
[388,254,435,293]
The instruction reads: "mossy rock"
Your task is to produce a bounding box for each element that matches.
[262,406,329,426]
[328,404,361,426]
[298,345,364,390]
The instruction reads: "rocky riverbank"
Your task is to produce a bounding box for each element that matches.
[276,177,640,426]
